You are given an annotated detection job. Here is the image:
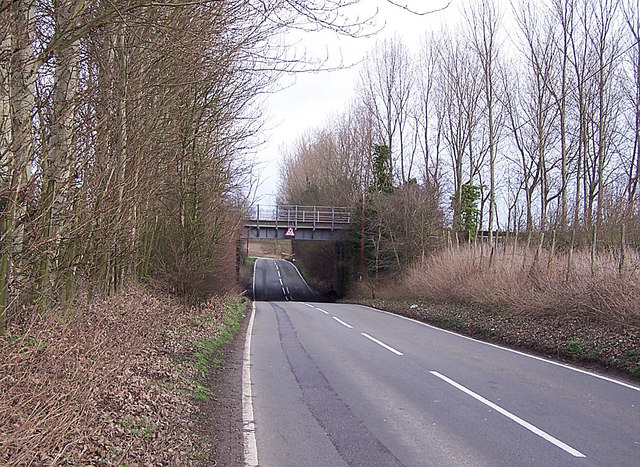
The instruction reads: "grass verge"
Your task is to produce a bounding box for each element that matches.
[190,297,247,389]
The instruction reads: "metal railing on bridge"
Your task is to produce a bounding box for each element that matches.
[245,205,352,231]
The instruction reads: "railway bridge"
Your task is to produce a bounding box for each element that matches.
[243,204,352,241]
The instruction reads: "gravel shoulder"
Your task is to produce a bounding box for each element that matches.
[193,305,249,466]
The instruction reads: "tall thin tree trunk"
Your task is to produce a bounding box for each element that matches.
[1,1,37,328]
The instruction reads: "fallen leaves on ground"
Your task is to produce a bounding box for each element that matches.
[0,284,238,465]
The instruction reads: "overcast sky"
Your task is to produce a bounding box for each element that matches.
[251,0,455,205]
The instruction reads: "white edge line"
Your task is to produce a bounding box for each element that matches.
[361,332,404,355]
[242,302,258,466]
[252,258,258,300]
[430,371,586,458]
[357,305,640,393]
[315,307,330,315]
[332,316,353,329]
[282,259,314,293]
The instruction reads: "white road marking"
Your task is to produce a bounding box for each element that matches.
[284,260,314,293]
[252,258,259,300]
[303,303,315,308]
[358,305,640,393]
[243,303,258,466]
[430,371,586,458]
[315,307,330,315]
[332,316,353,329]
[361,332,404,356]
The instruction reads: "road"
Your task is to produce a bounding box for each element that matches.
[246,258,640,466]
[252,256,323,302]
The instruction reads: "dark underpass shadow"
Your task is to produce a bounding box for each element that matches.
[249,258,336,303]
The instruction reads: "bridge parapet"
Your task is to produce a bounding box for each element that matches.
[246,205,352,230]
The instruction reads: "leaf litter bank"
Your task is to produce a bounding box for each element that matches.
[0,284,248,465]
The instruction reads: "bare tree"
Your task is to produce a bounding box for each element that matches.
[279,103,374,206]
[416,32,444,193]
[549,0,575,229]
[0,0,388,333]
[465,0,503,242]
[435,30,483,230]
[622,0,640,208]
[512,0,561,230]
[0,1,38,323]
[358,37,415,184]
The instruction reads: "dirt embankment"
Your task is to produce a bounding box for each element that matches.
[0,285,247,466]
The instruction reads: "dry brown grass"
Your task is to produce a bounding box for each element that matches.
[347,244,640,377]
[389,244,640,328]
[0,284,238,465]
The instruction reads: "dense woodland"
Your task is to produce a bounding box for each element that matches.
[4,0,640,324]
[280,0,640,274]
[0,0,382,334]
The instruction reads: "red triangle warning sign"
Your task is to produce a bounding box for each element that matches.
[285,226,295,238]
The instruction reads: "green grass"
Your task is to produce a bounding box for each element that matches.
[193,384,211,401]
[566,340,585,358]
[117,417,155,438]
[190,296,248,399]
[194,449,210,461]
[2,332,48,354]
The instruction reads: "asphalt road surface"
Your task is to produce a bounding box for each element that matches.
[252,257,323,302]
[247,258,640,466]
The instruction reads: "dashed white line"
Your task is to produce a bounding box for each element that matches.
[315,307,330,315]
[243,303,258,466]
[430,371,586,458]
[332,316,353,329]
[361,332,404,356]
[357,305,640,393]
